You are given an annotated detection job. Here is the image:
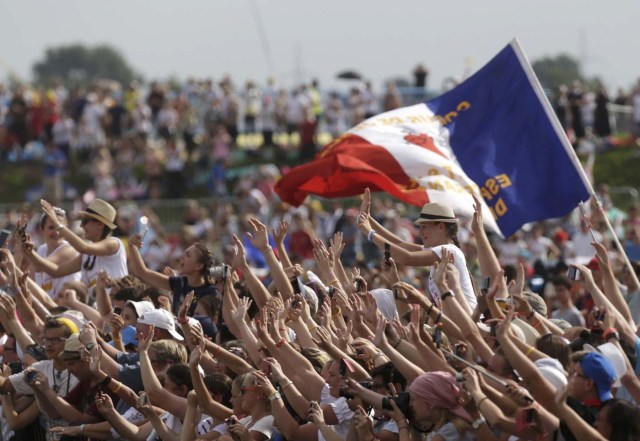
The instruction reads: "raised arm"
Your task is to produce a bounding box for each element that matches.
[593,242,634,326]
[127,235,171,290]
[188,340,233,420]
[231,234,271,309]
[273,220,294,270]
[138,327,187,419]
[470,194,502,279]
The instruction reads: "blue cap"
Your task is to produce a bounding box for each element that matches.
[580,352,616,402]
[109,326,138,348]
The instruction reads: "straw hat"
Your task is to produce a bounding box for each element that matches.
[414,202,457,224]
[78,199,117,230]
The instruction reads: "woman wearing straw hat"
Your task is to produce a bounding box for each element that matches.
[357,189,476,313]
[22,199,128,289]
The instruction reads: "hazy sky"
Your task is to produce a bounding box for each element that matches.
[2,0,639,93]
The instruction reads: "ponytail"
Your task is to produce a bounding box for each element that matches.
[445,223,460,248]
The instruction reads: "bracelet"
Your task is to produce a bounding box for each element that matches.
[99,375,112,388]
[275,339,286,349]
[604,327,619,340]
[281,380,293,390]
[425,304,435,316]
[327,279,340,286]
[525,346,535,357]
[112,381,122,393]
[308,326,318,334]
[392,338,402,349]
[112,337,122,342]
[476,396,489,408]
[212,344,221,358]
[367,230,376,242]
[440,291,454,301]
[80,424,85,436]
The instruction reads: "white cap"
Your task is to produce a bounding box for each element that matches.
[138,309,183,341]
[534,357,568,392]
[126,300,155,319]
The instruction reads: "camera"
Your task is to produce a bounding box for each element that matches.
[113,306,122,315]
[0,230,10,248]
[382,392,412,419]
[328,287,335,298]
[354,279,362,293]
[455,372,464,382]
[7,361,23,375]
[225,416,238,427]
[384,242,391,266]
[207,266,229,280]
[567,267,580,281]
[292,297,301,309]
[290,277,303,295]
[26,370,38,384]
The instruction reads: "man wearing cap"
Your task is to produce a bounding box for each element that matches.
[29,333,120,431]
[551,276,585,327]
[23,198,128,290]
[561,351,616,441]
[358,192,476,311]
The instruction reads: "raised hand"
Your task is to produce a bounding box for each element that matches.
[359,188,371,216]
[231,235,248,269]
[471,193,483,233]
[178,291,195,322]
[138,325,154,353]
[272,220,290,246]
[329,232,345,262]
[129,233,143,249]
[246,218,270,251]
[232,296,253,322]
[40,199,60,227]
[189,338,205,368]
[308,400,325,425]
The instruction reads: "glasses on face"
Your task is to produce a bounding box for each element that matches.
[42,337,65,345]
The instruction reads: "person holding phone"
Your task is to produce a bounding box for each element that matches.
[22,199,128,290]
[31,207,81,298]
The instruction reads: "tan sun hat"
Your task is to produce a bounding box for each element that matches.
[414,202,457,224]
[78,199,117,230]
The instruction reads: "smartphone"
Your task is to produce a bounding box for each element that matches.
[8,361,23,375]
[524,407,536,423]
[384,243,391,266]
[328,287,335,298]
[594,309,606,322]
[225,416,238,427]
[26,370,38,384]
[290,277,302,295]
[490,323,497,337]
[393,287,400,299]
[455,372,465,382]
[292,297,301,309]
[138,392,148,407]
[567,267,580,281]
[113,306,122,315]
[481,277,491,292]
[354,279,362,293]
[0,230,10,248]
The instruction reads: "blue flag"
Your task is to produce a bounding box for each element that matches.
[425,40,590,237]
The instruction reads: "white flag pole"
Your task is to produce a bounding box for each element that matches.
[511,38,640,294]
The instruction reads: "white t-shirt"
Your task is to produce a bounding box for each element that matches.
[146,412,182,441]
[80,237,128,288]
[9,359,78,397]
[428,244,477,312]
[35,242,81,297]
[319,383,355,441]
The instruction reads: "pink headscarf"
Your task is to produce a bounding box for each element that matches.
[408,371,472,423]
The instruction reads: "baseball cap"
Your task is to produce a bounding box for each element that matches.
[126,300,155,318]
[583,343,627,388]
[58,334,84,360]
[534,357,568,392]
[580,352,616,402]
[137,309,184,341]
[109,325,139,347]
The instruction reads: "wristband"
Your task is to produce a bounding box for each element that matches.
[425,304,435,316]
[440,291,454,301]
[604,328,619,341]
[392,338,402,349]
[275,339,286,349]
[99,375,112,388]
[525,346,535,357]
[281,380,293,390]
[212,344,221,358]
[112,381,122,393]
[367,230,376,242]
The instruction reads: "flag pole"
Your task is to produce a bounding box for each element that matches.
[511,38,640,294]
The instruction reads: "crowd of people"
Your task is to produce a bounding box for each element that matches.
[0,182,638,441]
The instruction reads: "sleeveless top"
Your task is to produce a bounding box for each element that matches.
[34,241,81,297]
[80,237,128,288]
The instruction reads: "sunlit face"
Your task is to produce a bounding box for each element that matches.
[418,222,445,248]
[321,361,342,390]
[42,326,69,360]
[241,376,263,410]
[41,217,63,243]
[123,305,138,328]
[178,245,203,276]
[554,284,570,303]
